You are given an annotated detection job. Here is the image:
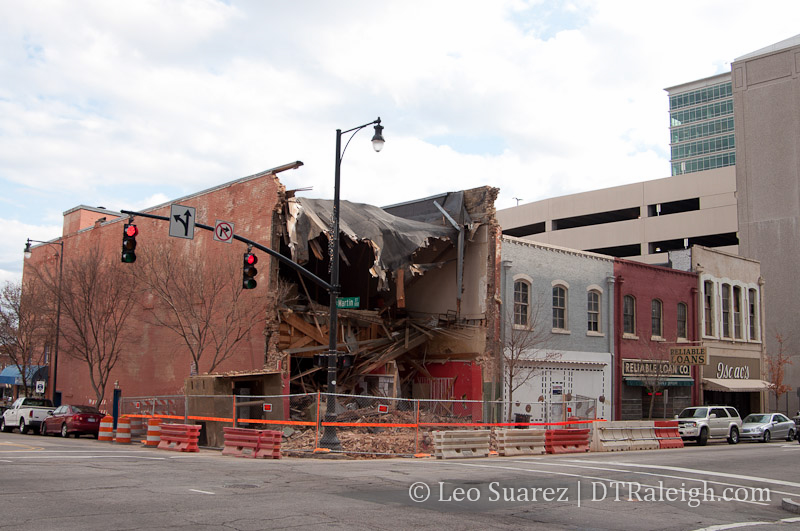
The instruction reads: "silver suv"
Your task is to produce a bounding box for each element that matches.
[676,406,742,445]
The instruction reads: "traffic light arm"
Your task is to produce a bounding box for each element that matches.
[120,209,332,292]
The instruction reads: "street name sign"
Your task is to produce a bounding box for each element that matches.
[336,297,360,309]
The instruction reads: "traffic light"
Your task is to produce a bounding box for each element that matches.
[242,252,258,289]
[121,223,138,263]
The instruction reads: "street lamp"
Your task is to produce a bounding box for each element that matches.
[319,117,385,450]
[23,238,64,407]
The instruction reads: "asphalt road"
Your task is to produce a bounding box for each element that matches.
[1,431,799,530]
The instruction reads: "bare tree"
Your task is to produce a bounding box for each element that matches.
[503,295,561,422]
[765,332,793,412]
[632,339,674,420]
[132,243,268,375]
[32,245,138,406]
[0,281,53,398]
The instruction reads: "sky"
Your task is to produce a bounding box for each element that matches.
[2,0,800,284]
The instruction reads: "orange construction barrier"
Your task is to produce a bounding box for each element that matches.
[114,416,131,444]
[255,430,282,459]
[545,428,590,454]
[98,415,115,442]
[143,417,162,447]
[157,423,201,452]
[222,427,282,459]
[222,427,260,458]
[654,420,684,449]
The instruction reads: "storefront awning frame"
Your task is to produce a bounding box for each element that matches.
[702,378,770,393]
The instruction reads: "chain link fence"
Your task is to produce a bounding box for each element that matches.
[118,392,600,456]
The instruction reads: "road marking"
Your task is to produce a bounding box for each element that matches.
[0,449,158,453]
[693,522,772,530]
[566,459,800,490]
[0,455,166,460]
[189,489,215,495]
[513,460,800,498]
[0,442,44,452]
[692,517,800,531]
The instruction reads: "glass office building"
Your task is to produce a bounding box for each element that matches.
[666,73,735,176]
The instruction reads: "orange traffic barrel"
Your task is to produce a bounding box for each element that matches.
[115,416,131,444]
[143,417,161,447]
[98,415,114,442]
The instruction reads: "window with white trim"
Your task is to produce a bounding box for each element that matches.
[513,280,530,327]
[703,280,714,336]
[748,288,758,340]
[733,286,742,339]
[552,285,567,329]
[721,283,731,338]
[587,290,600,332]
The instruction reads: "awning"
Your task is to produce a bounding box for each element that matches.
[702,378,770,393]
[0,365,48,386]
[624,377,695,387]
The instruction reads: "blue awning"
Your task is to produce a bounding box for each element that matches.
[0,366,48,386]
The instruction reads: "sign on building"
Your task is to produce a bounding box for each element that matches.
[669,347,708,366]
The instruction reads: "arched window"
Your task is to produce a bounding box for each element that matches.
[748,288,759,340]
[552,285,567,329]
[651,299,663,338]
[677,302,687,339]
[703,280,714,336]
[733,286,742,339]
[587,291,600,332]
[721,283,731,337]
[623,295,636,335]
[513,280,530,327]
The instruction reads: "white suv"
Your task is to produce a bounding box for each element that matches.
[676,406,742,445]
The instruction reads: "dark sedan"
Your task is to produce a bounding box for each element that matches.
[40,405,102,438]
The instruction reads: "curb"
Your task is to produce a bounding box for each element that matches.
[782,498,800,515]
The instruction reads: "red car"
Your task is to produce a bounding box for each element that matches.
[40,405,102,438]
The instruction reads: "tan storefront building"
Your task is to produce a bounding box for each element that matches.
[669,246,768,418]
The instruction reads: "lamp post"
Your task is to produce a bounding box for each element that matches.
[319,117,385,450]
[23,238,64,406]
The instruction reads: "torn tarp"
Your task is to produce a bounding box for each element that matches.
[285,197,457,289]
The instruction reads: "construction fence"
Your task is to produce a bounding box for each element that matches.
[119,393,602,457]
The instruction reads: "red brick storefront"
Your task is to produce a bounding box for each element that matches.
[614,259,700,420]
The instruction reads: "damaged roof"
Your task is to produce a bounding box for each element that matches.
[285,197,457,289]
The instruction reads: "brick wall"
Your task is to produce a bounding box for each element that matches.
[25,173,285,407]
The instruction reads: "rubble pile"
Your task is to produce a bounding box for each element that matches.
[281,406,492,457]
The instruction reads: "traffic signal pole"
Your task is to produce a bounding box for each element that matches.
[119,209,332,292]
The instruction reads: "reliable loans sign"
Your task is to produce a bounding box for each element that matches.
[669,347,708,366]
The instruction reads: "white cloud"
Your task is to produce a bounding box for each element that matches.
[2,0,800,271]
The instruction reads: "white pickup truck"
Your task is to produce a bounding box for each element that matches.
[1,397,55,434]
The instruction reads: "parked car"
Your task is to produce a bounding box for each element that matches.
[740,413,796,442]
[676,406,742,445]
[40,405,102,438]
[1,397,55,434]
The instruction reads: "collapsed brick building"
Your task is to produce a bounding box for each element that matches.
[23,164,502,413]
